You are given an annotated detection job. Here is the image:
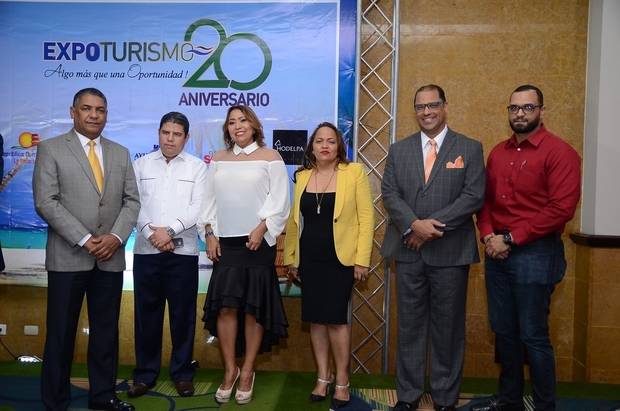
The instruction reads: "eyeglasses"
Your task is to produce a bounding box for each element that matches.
[414,101,444,113]
[507,104,543,113]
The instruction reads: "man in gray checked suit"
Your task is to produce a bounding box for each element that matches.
[33,88,139,411]
[381,84,485,411]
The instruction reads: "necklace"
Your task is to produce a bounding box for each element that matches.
[314,168,336,214]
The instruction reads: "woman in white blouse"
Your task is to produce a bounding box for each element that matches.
[199,105,290,405]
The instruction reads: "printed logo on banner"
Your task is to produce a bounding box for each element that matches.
[41,18,272,92]
[16,132,40,149]
[1,132,39,193]
[183,19,272,90]
[273,130,307,165]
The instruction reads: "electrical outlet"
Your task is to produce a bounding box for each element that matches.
[0,324,6,335]
[24,325,39,336]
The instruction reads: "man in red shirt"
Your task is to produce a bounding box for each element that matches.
[473,85,581,411]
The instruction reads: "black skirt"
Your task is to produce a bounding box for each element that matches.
[202,236,288,356]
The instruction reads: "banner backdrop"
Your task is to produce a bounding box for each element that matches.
[0,0,357,290]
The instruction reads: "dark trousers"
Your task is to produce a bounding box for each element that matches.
[395,261,469,406]
[41,267,123,411]
[485,234,566,411]
[132,253,198,385]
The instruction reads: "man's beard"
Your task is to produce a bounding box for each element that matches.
[510,116,540,134]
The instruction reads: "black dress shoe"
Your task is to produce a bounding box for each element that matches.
[330,397,350,410]
[174,380,195,397]
[394,401,412,410]
[470,397,523,411]
[393,397,421,410]
[127,382,153,398]
[310,392,327,402]
[309,376,332,402]
[88,397,135,411]
[330,382,350,409]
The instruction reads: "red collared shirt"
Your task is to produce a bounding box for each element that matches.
[477,125,581,245]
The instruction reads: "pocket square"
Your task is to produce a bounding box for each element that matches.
[446,156,464,169]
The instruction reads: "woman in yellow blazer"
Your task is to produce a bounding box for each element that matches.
[284,122,374,410]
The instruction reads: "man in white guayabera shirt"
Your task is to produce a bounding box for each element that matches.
[128,112,207,399]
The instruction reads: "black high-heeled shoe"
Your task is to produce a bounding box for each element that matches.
[309,376,333,402]
[330,382,350,409]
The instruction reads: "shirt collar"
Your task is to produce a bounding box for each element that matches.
[75,130,101,147]
[233,141,259,155]
[507,123,547,148]
[421,125,448,151]
[155,149,187,162]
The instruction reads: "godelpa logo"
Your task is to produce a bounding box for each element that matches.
[42,18,272,92]
[273,130,307,165]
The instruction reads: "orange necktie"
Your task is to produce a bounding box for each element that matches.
[87,140,104,192]
[424,139,437,183]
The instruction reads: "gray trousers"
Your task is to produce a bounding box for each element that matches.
[395,261,469,406]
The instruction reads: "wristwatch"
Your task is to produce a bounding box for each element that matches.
[165,226,176,238]
[205,230,215,237]
[502,232,514,245]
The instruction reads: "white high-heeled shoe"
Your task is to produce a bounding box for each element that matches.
[214,367,240,403]
[235,372,255,405]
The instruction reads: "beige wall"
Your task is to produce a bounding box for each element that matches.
[385,0,589,382]
[2,0,619,384]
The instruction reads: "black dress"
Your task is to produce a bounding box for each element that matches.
[299,190,354,324]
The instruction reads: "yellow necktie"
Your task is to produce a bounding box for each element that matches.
[424,139,437,183]
[87,140,104,192]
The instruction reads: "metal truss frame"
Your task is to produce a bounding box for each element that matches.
[350,0,399,374]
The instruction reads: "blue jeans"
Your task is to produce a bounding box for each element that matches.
[485,234,566,411]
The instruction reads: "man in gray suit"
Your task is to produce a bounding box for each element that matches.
[381,84,485,411]
[33,88,140,411]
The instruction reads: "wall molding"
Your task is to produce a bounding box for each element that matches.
[570,232,620,248]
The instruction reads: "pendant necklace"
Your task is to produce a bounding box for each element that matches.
[314,168,336,214]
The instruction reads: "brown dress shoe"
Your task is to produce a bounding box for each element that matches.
[127,382,152,398]
[175,380,194,397]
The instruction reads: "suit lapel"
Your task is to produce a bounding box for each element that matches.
[65,131,101,195]
[334,163,347,218]
[100,137,113,195]
[424,129,456,189]
[407,133,425,185]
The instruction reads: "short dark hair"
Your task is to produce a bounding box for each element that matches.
[159,111,189,135]
[414,84,446,103]
[72,88,107,107]
[222,105,265,150]
[512,84,544,105]
[295,122,349,179]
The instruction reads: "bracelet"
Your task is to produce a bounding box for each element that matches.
[205,230,215,237]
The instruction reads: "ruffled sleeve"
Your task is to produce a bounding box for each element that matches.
[257,160,291,246]
[197,162,218,241]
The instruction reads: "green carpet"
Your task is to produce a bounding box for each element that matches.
[0,362,619,410]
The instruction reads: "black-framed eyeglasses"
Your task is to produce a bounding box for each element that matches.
[507,104,543,114]
[414,101,444,113]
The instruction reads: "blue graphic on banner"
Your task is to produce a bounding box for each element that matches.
[0,1,357,254]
